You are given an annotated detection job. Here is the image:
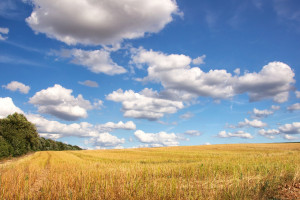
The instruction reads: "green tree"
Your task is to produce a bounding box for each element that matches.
[0,136,13,158]
[0,113,39,156]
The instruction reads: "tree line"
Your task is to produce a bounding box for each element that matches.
[0,113,81,159]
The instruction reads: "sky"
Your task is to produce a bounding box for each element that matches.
[0,0,299,149]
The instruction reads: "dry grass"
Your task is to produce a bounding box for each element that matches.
[1,143,300,199]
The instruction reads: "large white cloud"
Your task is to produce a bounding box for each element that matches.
[106,88,184,120]
[26,0,180,45]
[134,130,180,146]
[2,81,30,94]
[218,130,254,139]
[234,62,295,103]
[131,48,295,103]
[0,97,24,118]
[132,48,235,99]
[59,49,126,75]
[29,84,93,121]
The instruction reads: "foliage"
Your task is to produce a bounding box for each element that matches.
[0,113,81,159]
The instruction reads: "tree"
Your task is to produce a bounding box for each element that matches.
[0,136,13,158]
[0,113,39,156]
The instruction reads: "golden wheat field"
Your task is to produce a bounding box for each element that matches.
[1,143,300,200]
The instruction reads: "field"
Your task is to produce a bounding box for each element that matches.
[1,143,300,199]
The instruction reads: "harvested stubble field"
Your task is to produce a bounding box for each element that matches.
[1,143,300,199]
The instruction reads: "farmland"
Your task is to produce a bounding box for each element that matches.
[1,143,300,199]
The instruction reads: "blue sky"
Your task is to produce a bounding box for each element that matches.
[0,0,299,149]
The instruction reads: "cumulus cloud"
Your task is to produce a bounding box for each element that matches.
[283,134,299,140]
[134,130,180,146]
[2,81,30,94]
[58,49,126,75]
[252,108,274,118]
[0,97,23,118]
[184,130,201,136]
[0,27,9,40]
[278,122,300,134]
[106,88,184,120]
[287,103,300,112]
[79,80,99,88]
[235,62,295,103]
[218,130,254,139]
[192,55,206,65]
[26,0,180,45]
[233,118,267,128]
[131,48,295,103]
[95,121,136,132]
[132,48,235,99]
[29,84,93,121]
[258,129,280,139]
[87,132,125,147]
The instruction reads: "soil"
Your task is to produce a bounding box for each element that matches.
[273,183,300,200]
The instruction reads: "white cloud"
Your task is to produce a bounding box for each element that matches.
[234,62,295,103]
[184,130,201,136]
[234,68,241,75]
[258,129,280,139]
[95,121,136,132]
[26,0,180,45]
[236,118,267,128]
[287,103,300,112]
[252,108,274,118]
[27,113,136,139]
[134,130,180,146]
[106,88,184,120]
[29,84,93,121]
[131,48,295,103]
[271,105,280,110]
[78,80,99,88]
[0,97,24,118]
[2,81,30,94]
[87,132,125,147]
[218,130,254,139]
[278,122,300,134]
[283,134,299,140]
[180,112,194,119]
[192,55,206,65]
[0,27,9,40]
[59,49,126,75]
[131,48,235,99]
[296,91,300,98]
